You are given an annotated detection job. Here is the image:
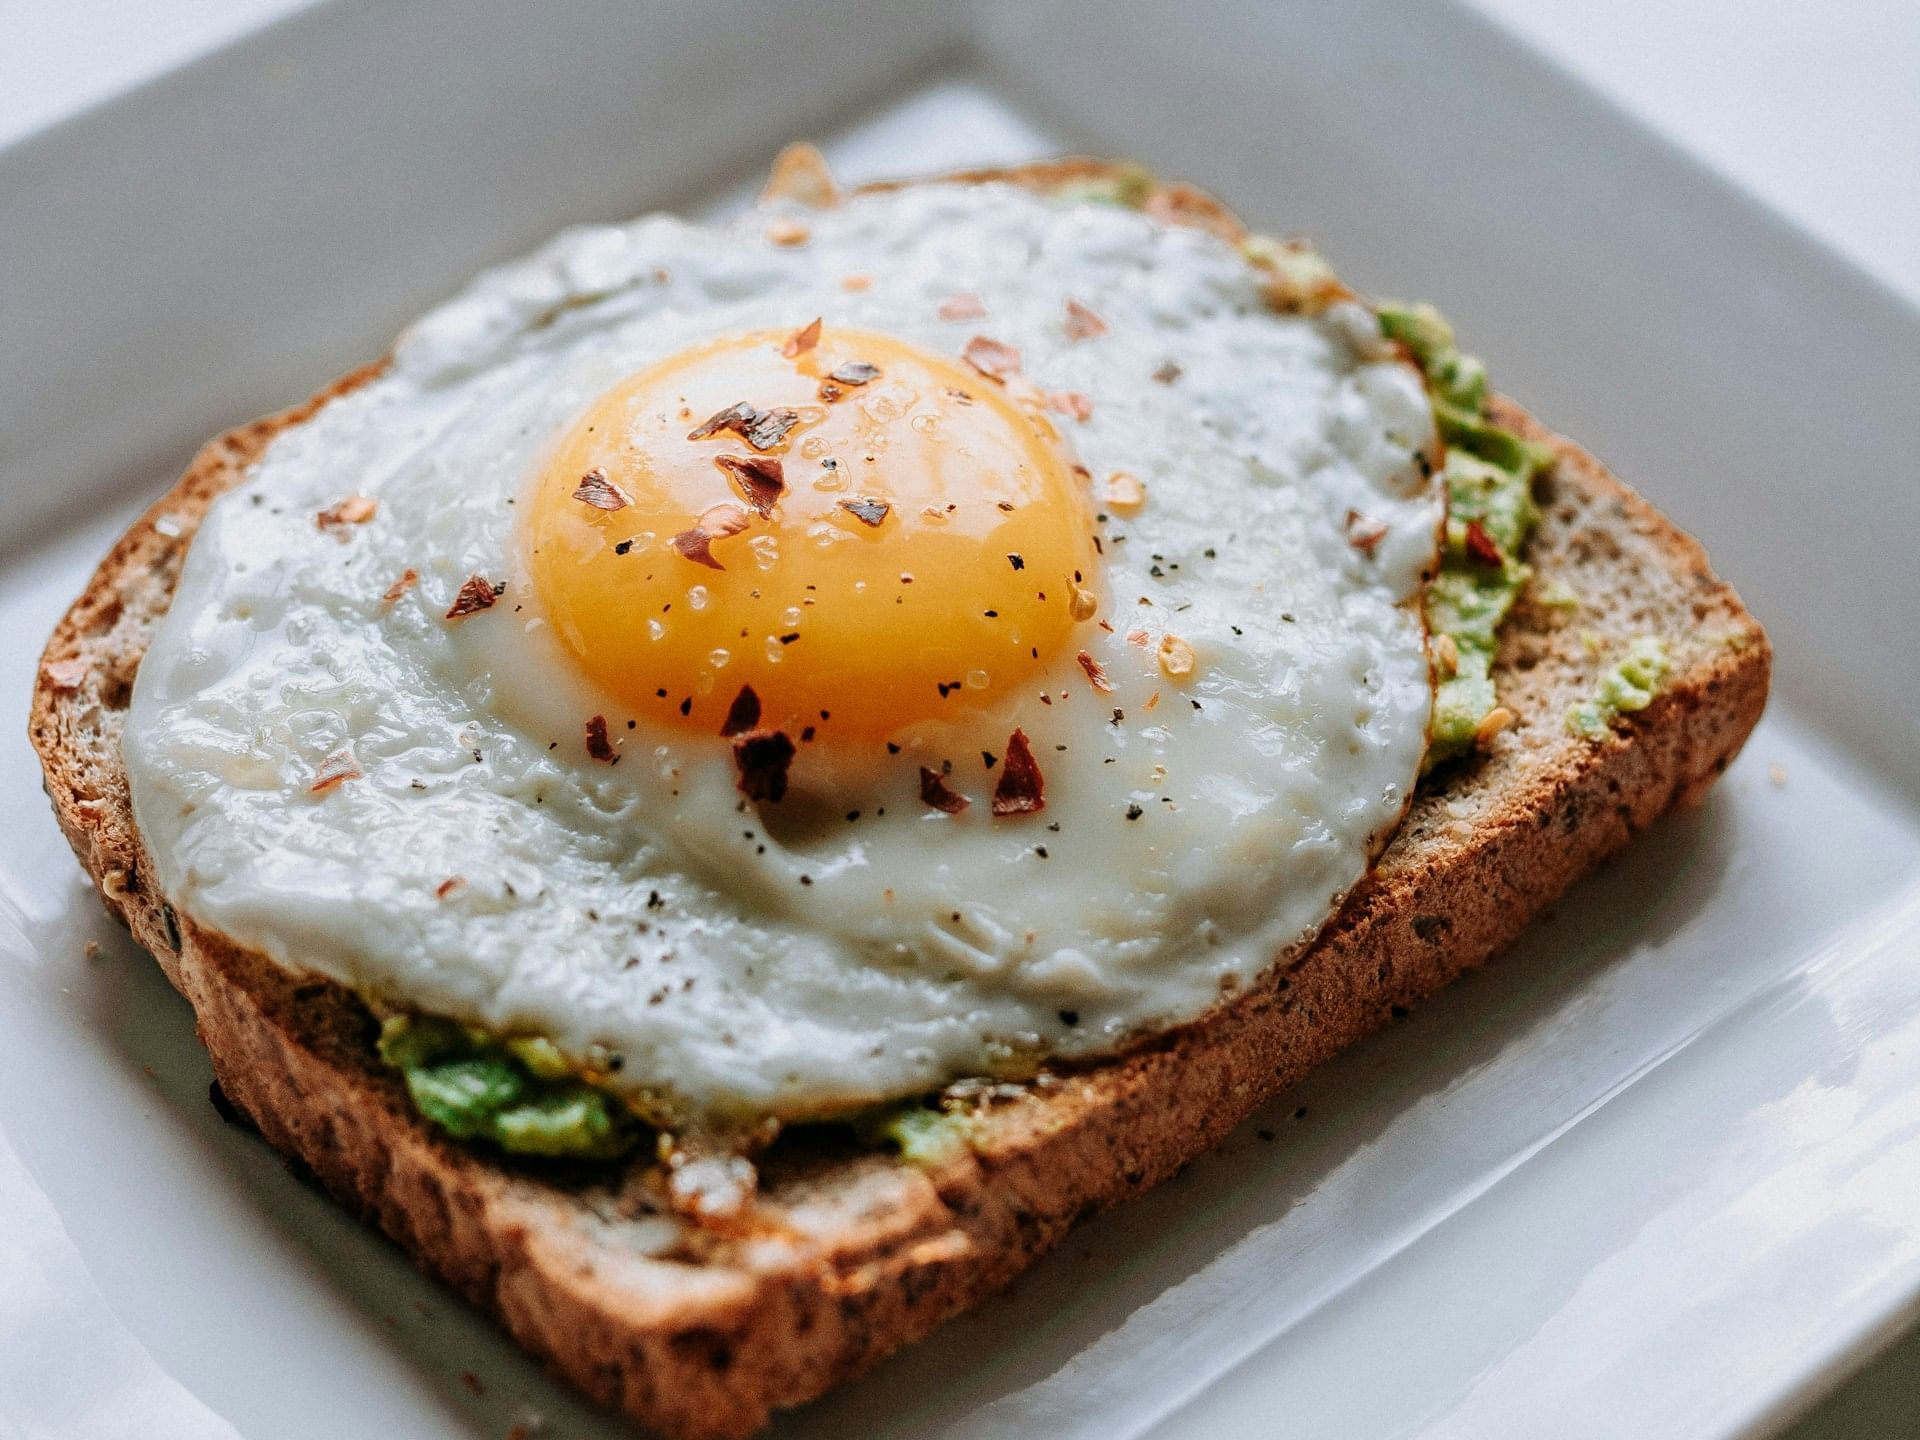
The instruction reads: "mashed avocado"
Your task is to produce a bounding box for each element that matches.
[1048,163,1156,210]
[1377,302,1555,769]
[377,1014,641,1160]
[856,1103,975,1166]
[1567,636,1671,738]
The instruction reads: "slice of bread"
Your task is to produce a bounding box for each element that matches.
[29,162,1769,1440]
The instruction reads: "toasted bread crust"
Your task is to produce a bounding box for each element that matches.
[29,165,1769,1440]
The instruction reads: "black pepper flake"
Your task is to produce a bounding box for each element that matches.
[732,730,796,803]
[1034,846,1049,858]
[982,750,998,769]
[1125,803,1144,820]
[886,741,902,755]
[679,696,693,717]
[1059,1009,1080,1026]
[1007,553,1025,571]
[585,715,617,763]
[614,538,635,555]
[720,685,761,737]
[779,632,800,645]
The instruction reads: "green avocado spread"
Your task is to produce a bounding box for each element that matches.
[1567,636,1672,738]
[1376,301,1555,769]
[377,1014,640,1160]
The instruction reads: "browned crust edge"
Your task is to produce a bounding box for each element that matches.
[28,166,1770,1440]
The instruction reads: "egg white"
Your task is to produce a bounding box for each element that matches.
[126,181,1441,1123]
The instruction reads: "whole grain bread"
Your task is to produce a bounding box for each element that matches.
[29,161,1769,1440]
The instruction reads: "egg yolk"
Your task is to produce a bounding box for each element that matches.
[526,327,1100,743]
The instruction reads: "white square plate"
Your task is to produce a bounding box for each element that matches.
[4,3,1919,1437]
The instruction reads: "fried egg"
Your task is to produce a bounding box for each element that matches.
[125,168,1442,1126]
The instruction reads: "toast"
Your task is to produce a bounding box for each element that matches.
[29,160,1770,1439]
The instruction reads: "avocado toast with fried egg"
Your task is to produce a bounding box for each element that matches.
[31,154,1768,1439]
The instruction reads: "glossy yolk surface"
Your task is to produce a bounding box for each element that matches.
[525,327,1101,743]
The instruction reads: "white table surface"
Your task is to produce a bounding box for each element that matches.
[4,2,1917,1434]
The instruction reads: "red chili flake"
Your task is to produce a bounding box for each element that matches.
[309,749,362,794]
[1345,509,1390,555]
[382,568,419,605]
[445,574,502,619]
[1076,650,1114,693]
[572,468,632,511]
[671,504,750,570]
[817,380,844,402]
[1063,298,1108,340]
[919,766,970,814]
[687,401,760,441]
[828,359,880,386]
[744,407,799,451]
[461,1371,485,1397]
[315,495,377,531]
[715,454,785,516]
[42,656,87,691]
[585,714,617,763]
[782,317,822,358]
[991,729,1045,816]
[1463,519,1504,568]
[435,876,465,900]
[732,730,796,803]
[963,336,1021,382]
[1047,390,1094,421]
[938,292,987,321]
[720,685,762,737]
[838,496,890,526]
[1126,629,1150,645]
